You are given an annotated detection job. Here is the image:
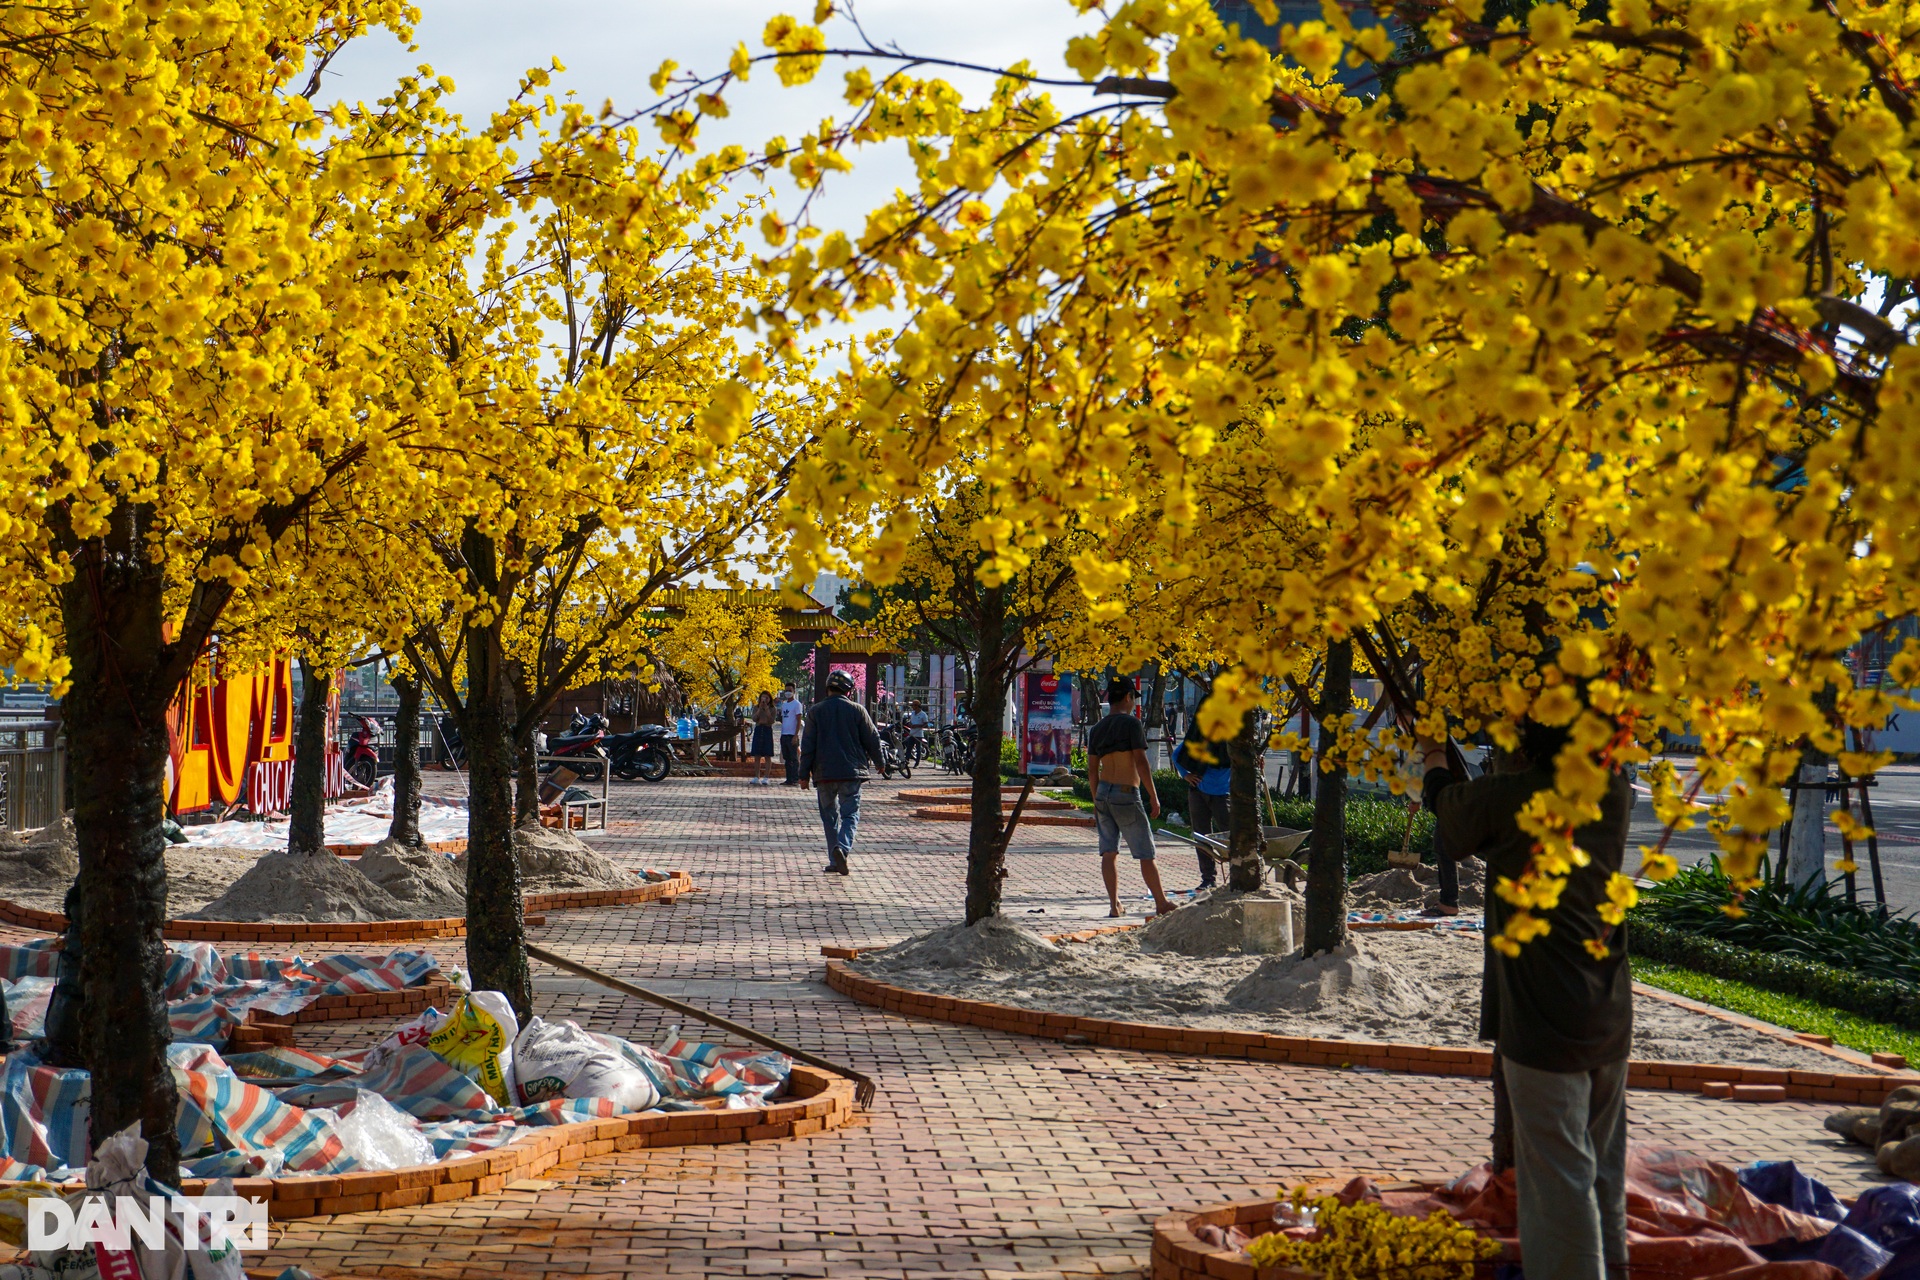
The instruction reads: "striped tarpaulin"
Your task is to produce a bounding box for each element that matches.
[169,1044,350,1175]
[0,940,59,983]
[0,1052,90,1177]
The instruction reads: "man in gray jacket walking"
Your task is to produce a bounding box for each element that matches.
[799,670,886,874]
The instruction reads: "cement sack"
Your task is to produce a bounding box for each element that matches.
[425,991,518,1108]
[513,1017,659,1112]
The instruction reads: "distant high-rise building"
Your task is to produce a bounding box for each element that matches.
[811,570,850,612]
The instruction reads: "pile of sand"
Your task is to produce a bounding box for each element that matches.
[4,812,640,922]
[1226,940,1439,1026]
[862,918,1062,972]
[466,824,640,895]
[0,815,263,916]
[1348,868,1424,905]
[183,850,413,923]
[356,840,467,916]
[850,921,1846,1072]
[0,814,77,880]
[1138,886,1304,957]
[1349,857,1486,911]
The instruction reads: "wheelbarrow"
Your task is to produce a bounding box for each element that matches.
[1160,825,1309,885]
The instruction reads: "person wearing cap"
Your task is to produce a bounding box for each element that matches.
[1089,676,1177,917]
[800,670,886,875]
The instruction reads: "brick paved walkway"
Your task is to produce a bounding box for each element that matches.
[198,778,1899,1275]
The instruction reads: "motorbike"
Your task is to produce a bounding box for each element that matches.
[435,714,467,768]
[342,714,380,788]
[539,712,608,781]
[939,723,976,775]
[876,722,914,780]
[607,722,675,783]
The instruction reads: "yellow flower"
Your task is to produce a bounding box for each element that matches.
[1639,851,1679,881]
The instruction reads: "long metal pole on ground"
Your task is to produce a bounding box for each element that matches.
[524,942,877,1108]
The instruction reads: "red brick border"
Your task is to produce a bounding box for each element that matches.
[159,1064,856,1220]
[521,873,694,913]
[912,805,1093,827]
[288,975,454,1025]
[824,961,1915,1106]
[893,787,1065,804]
[329,838,467,857]
[0,873,694,945]
[1151,1198,1315,1280]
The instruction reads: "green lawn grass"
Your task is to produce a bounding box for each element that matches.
[1631,957,1920,1061]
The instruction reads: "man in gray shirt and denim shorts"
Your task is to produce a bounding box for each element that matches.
[1088,677,1177,918]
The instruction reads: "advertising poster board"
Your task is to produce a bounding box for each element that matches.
[1020,673,1075,775]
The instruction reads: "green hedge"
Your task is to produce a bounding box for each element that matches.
[1631,858,1920,983]
[1632,919,1920,1032]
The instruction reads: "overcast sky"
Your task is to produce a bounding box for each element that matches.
[326,1,1104,240]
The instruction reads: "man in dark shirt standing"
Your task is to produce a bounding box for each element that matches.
[1089,677,1177,917]
[1420,711,1634,1280]
[800,670,885,875]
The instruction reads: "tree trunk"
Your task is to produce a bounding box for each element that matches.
[1143,662,1166,768]
[388,672,423,848]
[964,591,1012,925]
[287,656,330,853]
[462,527,533,1019]
[1226,706,1265,892]
[57,528,181,1183]
[513,675,541,830]
[1786,697,1835,891]
[1303,638,1353,955]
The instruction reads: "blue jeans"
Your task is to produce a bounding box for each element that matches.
[816,779,863,856]
[1093,782,1155,860]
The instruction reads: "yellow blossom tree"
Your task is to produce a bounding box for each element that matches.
[650,591,786,718]
[670,0,1920,958]
[367,170,816,1015]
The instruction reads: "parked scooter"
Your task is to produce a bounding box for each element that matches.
[539,712,609,781]
[434,714,467,768]
[342,714,380,788]
[939,723,977,775]
[606,722,675,783]
[876,722,914,780]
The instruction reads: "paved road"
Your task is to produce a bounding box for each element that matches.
[160,773,1891,1280]
[1627,759,1920,911]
